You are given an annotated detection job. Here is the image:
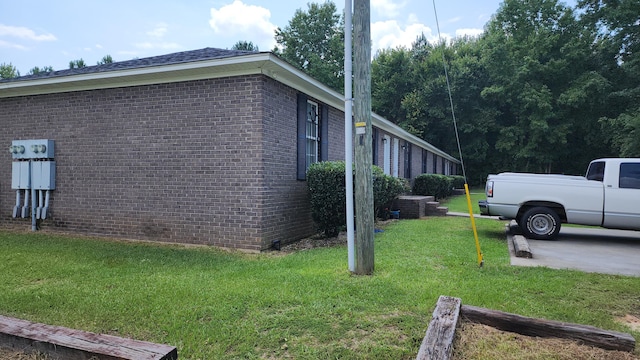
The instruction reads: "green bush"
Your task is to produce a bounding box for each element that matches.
[307,162,409,237]
[372,166,409,218]
[307,161,347,237]
[413,174,453,199]
[449,175,466,189]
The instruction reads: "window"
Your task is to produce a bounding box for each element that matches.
[306,101,319,167]
[372,128,378,166]
[619,163,640,189]
[433,154,437,174]
[422,149,428,174]
[297,94,327,180]
[586,161,605,181]
[404,142,411,178]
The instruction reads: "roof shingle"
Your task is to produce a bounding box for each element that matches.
[1,47,256,83]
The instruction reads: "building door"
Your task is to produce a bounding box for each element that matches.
[383,135,391,175]
[392,138,399,177]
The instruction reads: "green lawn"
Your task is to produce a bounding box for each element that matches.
[0,218,638,359]
[440,188,486,214]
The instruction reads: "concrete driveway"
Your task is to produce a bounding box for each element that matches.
[508,223,640,277]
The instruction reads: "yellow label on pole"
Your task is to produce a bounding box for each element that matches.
[355,122,366,127]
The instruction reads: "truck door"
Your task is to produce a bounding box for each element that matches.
[603,162,640,230]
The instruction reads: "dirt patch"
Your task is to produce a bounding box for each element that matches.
[453,321,638,360]
[0,348,51,360]
[277,220,397,253]
[619,315,640,332]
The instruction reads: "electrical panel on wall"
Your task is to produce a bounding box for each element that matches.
[9,139,56,227]
[10,139,55,159]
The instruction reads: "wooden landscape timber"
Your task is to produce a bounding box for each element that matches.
[0,314,177,360]
[416,295,461,360]
[416,296,636,360]
[461,304,636,352]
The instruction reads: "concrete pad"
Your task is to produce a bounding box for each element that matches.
[508,223,640,277]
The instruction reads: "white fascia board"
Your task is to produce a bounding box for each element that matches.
[372,113,460,163]
[0,53,272,98]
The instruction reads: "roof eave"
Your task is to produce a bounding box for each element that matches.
[0,53,273,98]
[0,51,460,164]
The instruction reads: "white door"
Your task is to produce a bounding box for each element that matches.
[392,138,399,177]
[383,135,391,175]
[603,161,640,230]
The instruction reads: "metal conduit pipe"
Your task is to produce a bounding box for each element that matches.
[22,189,30,218]
[31,186,36,231]
[13,190,21,218]
[42,190,50,220]
[36,190,43,219]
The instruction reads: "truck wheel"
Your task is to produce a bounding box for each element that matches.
[521,207,561,240]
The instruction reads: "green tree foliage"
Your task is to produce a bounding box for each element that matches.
[370,0,622,183]
[579,0,640,156]
[480,0,611,174]
[372,36,498,184]
[28,66,54,75]
[69,59,87,69]
[232,41,259,51]
[97,55,113,65]
[274,1,344,91]
[371,46,413,124]
[0,63,20,79]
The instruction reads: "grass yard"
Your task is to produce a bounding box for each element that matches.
[0,217,638,359]
[441,189,486,214]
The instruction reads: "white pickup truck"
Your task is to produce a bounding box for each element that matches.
[479,158,640,240]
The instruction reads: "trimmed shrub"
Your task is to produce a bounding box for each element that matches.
[307,162,409,237]
[307,161,346,237]
[373,166,409,218]
[413,174,454,199]
[449,175,466,189]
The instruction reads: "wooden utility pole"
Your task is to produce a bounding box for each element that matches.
[353,0,374,275]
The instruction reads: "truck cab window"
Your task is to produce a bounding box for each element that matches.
[619,163,640,189]
[586,161,605,181]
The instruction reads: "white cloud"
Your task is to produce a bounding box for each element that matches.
[147,23,168,38]
[371,20,440,54]
[371,0,407,19]
[0,39,28,50]
[0,24,56,41]
[209,0,276,49]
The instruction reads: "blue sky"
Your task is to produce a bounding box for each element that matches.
[1,0,574,75]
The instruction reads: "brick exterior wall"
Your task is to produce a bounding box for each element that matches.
[0,72,455,251]
[0,75,324,251]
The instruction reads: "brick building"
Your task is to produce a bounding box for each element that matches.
[0,48,459,251]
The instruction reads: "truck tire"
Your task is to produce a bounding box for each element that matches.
[520,207,561,240]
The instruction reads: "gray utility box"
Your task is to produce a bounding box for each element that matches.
[10,139,55,159]
[32,161,56,190]
[11,162,30,189]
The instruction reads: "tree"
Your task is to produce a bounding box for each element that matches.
[0,63,20,79]
[479,0,611,174]
[274,1,344,91]
[579,0,640,156]
[28,66,54,75]
[69,59,87,69]
[97,55,113,65]
[231,41,259,51]
[371,46,413,124]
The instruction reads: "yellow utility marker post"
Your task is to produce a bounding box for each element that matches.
[464,184,484,267]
